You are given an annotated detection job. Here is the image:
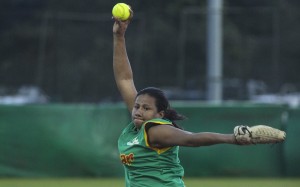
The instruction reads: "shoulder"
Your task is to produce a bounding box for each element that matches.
[142,118,173,133]
[144,118,172,126]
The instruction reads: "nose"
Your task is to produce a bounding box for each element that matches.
[134,107,142,117]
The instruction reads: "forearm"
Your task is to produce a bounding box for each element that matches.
[113,35,133,82]
[188,132,237,147]
[112,33,137,111]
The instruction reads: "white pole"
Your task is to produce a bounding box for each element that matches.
[206,0,223,103]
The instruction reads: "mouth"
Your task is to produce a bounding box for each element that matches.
[133,118,144,124]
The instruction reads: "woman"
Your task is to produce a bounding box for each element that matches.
[112,11,284,187]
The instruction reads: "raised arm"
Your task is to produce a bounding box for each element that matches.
[113,17,137,112]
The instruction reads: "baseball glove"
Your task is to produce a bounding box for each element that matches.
[234,125,286,145]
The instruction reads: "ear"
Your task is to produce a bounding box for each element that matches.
[157,110,165,118]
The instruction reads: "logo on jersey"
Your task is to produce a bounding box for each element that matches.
[126,137,139,146]
[120,153,134,165]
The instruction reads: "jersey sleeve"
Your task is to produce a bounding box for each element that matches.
[142,118,173,154]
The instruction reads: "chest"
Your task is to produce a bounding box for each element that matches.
[118,123,179,168]
[118,128,148,154]
[118,129,149,165]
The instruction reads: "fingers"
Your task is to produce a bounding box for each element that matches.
[113,18,130,36]
[128,6,134,20]
[112,17,131,24]
[114,18,130,29]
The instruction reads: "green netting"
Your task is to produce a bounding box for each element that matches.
[172,102,286,177]
[0,104,129,177]
[0,103,297,177]
[285,108,300,177]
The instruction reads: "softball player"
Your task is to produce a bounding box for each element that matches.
[112,8,285,187]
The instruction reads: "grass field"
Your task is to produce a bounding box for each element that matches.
[0,178,299,187]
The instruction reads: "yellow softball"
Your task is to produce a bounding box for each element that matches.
[112,3,131,21]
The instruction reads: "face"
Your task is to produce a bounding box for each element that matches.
[132,94,164,129]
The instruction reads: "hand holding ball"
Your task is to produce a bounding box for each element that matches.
[112,3,131,21]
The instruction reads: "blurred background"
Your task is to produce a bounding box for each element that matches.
[1,0,300,105]
[0,0,300,181]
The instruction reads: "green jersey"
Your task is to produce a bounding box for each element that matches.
[118,118,185,187]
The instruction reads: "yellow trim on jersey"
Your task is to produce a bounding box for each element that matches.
[143,119,172,154]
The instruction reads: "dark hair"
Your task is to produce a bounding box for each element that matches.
[137,87,186,129]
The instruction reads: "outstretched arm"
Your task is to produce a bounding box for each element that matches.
[113,17,137,112]
[147,125,237,148]
[147,124,286,148]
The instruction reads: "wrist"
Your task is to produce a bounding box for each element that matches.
[113,33,125,38]
[231,134,238,144]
